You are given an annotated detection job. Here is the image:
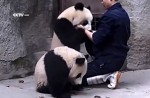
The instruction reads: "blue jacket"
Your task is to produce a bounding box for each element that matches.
[91,3,130,69]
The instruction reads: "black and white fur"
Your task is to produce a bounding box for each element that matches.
[51,2,93,51]
[35,46,87,98]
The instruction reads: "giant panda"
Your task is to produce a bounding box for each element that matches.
[51,2,93,51]
[34,46,87,98]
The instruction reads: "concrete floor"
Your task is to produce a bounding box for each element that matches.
[0,69,150,98]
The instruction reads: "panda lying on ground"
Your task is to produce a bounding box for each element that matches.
[34,46,87,98]
[51,2,93,51]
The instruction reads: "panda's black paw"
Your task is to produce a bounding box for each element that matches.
[36,85,50,94]
[71,84,83,91]
[56,93,71,98]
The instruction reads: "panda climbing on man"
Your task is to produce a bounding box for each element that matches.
[51,2,93,51]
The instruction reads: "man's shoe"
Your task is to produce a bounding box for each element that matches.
[107,71,121,89]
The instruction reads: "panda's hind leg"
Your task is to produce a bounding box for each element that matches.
[35,72,50,94]
[49,80,71,98]
[36,84,50,94]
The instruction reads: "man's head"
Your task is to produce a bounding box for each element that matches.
[101,0,118,9]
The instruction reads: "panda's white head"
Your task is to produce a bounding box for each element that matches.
[58,2,93,30]
[69,57,87,85]
[54,46,87,85]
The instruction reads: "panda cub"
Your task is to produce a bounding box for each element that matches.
[51,2,93,51]
[35,46,87,98]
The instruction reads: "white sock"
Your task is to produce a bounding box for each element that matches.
[87,74,111,85]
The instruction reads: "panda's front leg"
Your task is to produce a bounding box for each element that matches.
[71,84,84,91]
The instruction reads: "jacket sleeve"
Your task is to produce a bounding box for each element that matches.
[92,15,115,46]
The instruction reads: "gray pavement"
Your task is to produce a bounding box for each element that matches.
[0,69,150,98]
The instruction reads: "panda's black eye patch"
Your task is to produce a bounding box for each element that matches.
[75,73,82,79]
[82,20,88,26]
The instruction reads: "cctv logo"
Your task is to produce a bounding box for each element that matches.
[13,13,29,17]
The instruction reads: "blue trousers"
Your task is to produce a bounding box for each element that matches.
[82,60,123,86]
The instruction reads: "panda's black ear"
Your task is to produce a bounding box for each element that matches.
[86,6,91,11]
[75,2,84,11]
[84,54,89,59]
[76,58,85,65]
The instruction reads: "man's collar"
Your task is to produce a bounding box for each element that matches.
[108,2,122,11]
